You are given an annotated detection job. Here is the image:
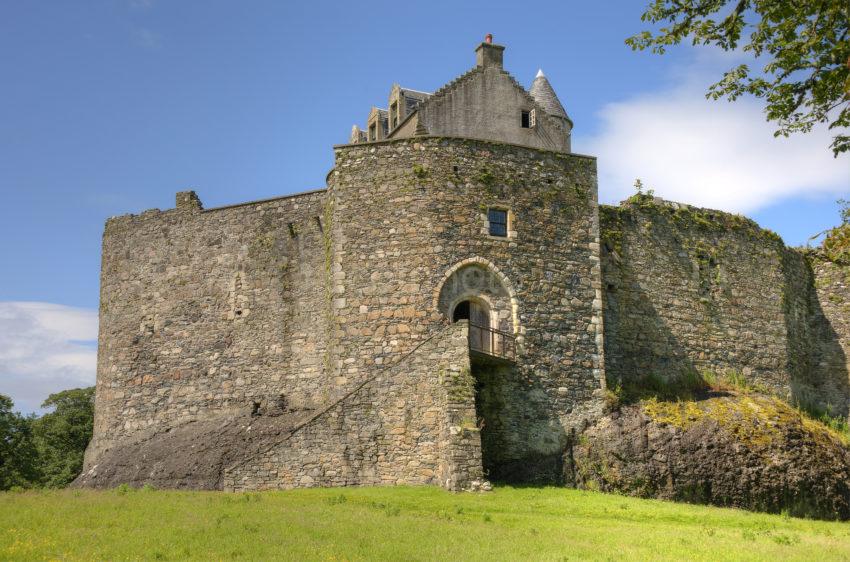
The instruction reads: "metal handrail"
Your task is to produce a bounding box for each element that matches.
[468,322,516,361]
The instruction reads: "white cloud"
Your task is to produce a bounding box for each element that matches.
[0,302,97,414]
[577,52,849,214]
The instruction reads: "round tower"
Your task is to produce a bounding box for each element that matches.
[530,69,573,151]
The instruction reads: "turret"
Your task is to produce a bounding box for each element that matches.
[529,69,573,148]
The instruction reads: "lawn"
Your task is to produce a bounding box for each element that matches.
[1,485,849,561]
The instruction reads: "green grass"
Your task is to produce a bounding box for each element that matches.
[2,486,849,561]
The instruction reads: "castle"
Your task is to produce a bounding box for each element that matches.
[79,37,849,491]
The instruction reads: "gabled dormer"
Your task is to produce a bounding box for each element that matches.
[365,107,389,142]
[387,84,430,133]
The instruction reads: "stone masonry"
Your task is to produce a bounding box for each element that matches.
[601,194,850,417]
[80,37,849,492]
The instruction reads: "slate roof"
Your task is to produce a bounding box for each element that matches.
[529,69,570,122]
[399,88,431,100]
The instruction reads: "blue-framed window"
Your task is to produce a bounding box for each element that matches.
[488,209,508,237]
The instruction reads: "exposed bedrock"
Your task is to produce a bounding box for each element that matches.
[570,393,850,520]
[73,405,300,490]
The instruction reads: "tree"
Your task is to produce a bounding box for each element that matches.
[838,197,850,225]
[0,394,39,489]
[627,0,850,156]
[31,387,95,488]
[818,198,850,263]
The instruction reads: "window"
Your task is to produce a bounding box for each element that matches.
[390,102,398,129]
[369,123,376,141]
[521,110,530,128]
[488,208,508,237]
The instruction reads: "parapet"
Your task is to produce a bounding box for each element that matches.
[176,190,203,212]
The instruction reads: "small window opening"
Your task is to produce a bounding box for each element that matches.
[521,110,530,128]
[287,223,297,238]
[488,208,508,237]
[369,123,377,141]
[314,216,323,232]
[696,252,720,298]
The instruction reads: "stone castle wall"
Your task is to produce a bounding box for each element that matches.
[601,195,849,416]
[87,137,850,491]
[805,255,850,415]
[86,136,607,487]
[223,321,483,491]
[87,189,331,465]
[328,137,605,479]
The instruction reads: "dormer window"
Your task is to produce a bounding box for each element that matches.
[369,123,377,141]
[390,102,399,129]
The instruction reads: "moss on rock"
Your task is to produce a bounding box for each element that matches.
[571,392,850,520]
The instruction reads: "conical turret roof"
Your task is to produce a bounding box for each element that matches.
[529,69,570,121]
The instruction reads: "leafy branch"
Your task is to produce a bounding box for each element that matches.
[627,0,850,156]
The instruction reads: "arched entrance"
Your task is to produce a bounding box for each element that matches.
[436,259,530,483]
[451,298,491,353]
[436,259,516,334]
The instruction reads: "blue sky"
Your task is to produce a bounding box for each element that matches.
[0,0,847,412]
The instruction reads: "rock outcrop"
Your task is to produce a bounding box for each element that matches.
[74,405,301,490]
[570,392,850,520]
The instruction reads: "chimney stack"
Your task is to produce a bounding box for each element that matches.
[475,34,504,69]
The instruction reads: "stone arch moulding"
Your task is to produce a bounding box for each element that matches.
[433,256,522,340]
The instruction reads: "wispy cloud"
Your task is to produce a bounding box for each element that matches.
[577,51,849,214]
[129,0,154,10]
[133,27,161,50]
[0,302,97,414]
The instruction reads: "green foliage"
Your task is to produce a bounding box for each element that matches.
[412,164,429,179]
[610,368,773,405]
[618,191,784,245]
[641,392,850,455]
[476,168,497,188]
[0,389,94,491]
[821,206,850,264]
[839,198,850,225]
[31,387,94,488]
[599,205,625,254]
[0,395,39,490]
[603,386,622,412]
[793,395,850,444]
[627,0,850,156]
[1,486,849,559]
[632,178,655,198]
[612,370,711,404]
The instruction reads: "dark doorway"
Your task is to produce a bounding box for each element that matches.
[452,300,470,322]
[453,300,490,353]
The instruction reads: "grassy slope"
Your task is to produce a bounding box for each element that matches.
[2,486,849,561]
